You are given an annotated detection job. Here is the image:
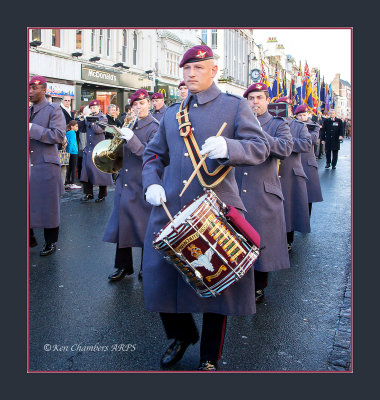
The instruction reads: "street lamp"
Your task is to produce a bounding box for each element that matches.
[247,52,258,85]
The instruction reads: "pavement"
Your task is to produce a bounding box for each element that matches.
[28,139,352,372]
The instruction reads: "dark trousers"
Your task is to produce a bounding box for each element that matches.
[77,156,83,180]
[318,141,324,159]
[83,181,107,198]
[66,154,78,184]
[325,148,338,167]
[287,231,294,245]
[30,227,59,244]
[114,244,144,272]
[160,312,227,362]
[309,202,312,216]
[254,270,268,290]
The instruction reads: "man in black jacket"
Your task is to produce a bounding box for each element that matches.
[320,109,344,169]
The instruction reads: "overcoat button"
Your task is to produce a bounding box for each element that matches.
[124,184,128,187]
[243,189,247,193]
[184,153,189,157]
[194,104,198,107]
[244,172,248,176]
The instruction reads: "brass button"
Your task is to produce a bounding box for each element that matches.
[243,189,247,193]
[279,175,282,178]
[125,169,128,172]
[243,172,248,176]
[30,164,34,167]
[182,180,187,184]
[124,184,128,187]
[193,104,198,108]
[184,153,189,157]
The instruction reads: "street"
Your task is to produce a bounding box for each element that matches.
[28,139,351,372]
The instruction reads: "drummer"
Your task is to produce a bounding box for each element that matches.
[103,89,159,282]
[236,82,293,303]
[142,45,270,371]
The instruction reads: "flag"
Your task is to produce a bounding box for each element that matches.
[303,62,313,110]
[295,62,303,106]
[271,64,280,102]
[283,72,287,96]
[320,76,325,111]
[312,72,319,115]
[325,83,330,111]
[260,61,272,97]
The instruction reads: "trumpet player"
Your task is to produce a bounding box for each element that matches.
[103,89,159,282]
[79,100,113,203]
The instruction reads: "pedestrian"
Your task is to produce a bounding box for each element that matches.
[178,80,188,101]
[150,92,167,122]
[346,119,351,139]
[75,105,87,181]
[106,104,122,138]
[294,104,323,216]
[45,94,52,103]
[78,99,113,203]
[103,89,159,282]
[29,75,66,256]
[120,104,131,126]
[60,95,74,124]
[65,120,81,189]
[274,97,312,253]
[320,109,344,169]
[142,45,270,371]
[236,82,293,303]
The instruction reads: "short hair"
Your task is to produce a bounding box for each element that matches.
[125,104,132,112]
[108,104,117,111]
[45,94,52,99]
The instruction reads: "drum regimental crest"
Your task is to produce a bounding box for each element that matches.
[188,244,215,272]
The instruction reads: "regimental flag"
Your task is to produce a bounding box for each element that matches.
[271,64,281,102]
[283,72,287,96]
[331,85,335,109]
[325,83,330,111]
[303,62,313,110]
[320,76,326,111]
[260,61,272,98]
[312,72,319,115]
[295,62,303,106]
[290,77,296,109]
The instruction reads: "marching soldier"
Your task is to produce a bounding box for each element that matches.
[79,100,113,202]
[103,89,159,281]
[150,92,167,122]
[178,80,188,101]
[294,104,323,216]
[29,75,66,256]
[236,83,293,303]
[142,45,270,371]
[274,97,312,252]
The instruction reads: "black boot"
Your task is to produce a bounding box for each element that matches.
[81,194,94,202]
[40,243,56,256]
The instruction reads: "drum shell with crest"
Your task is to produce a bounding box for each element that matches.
[153,190,260,298]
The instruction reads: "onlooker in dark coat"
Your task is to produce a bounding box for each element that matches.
[320,109,344,169]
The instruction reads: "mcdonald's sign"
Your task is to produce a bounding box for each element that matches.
[157,86,168,98]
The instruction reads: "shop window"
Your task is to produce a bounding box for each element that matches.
[32,29,41,42]
[52,29,61,47]
[202,30,207,45]
[76,30,82,50]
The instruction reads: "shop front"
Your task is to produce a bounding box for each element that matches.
[155,82,181,105]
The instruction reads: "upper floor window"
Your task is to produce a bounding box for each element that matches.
[51,29,61,47]
[31,29,41,42]
[211,29,217,49]
[76,30,82,49]
[91,29,95,52]
[133,31,138,66]
[106,29,111,56]
[202,29,207,45]
[99,29,103,54]
[122,30,127,62]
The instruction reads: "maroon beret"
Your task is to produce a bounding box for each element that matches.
[29,75,47,85]
[275,96,292,105]
[294,104,309,115]
[179,45,214,68]
[243,83,269,98]
[130,89,149,106]
[89,99,100,107]
[151,92,164,100]
[178,81,186,89]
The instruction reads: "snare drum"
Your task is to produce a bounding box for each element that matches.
[153,190,260,298]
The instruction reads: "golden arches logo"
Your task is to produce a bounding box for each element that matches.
[158,88,167,97]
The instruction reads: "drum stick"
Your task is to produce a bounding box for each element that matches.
[160,198,174,222]
[179,122,227,198]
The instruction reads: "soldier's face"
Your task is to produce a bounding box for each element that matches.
[90,105,100,114]
[133,98,150,118]
[330,111,336,119]
[247,92,270,116]
[152,98,165,110]
[29,84,46,104]
[296,112,309,122]
[179,85,188,100]
[183,60,218,94]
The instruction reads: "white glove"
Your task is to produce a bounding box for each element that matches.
[200,136,228,159]
[29,123,33,129]
[145,184,166,206]
[120,127,134,141]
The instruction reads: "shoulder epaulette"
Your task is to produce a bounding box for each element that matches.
[225,92,243,100]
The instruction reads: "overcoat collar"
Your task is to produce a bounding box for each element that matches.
[31,97,50,113]
[183,81,221,108]
[135,113,155,129]
[258,110,272,126]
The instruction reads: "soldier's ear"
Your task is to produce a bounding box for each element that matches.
[211,64,218,78]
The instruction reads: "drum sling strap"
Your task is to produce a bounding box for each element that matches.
[176,101,232,189]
